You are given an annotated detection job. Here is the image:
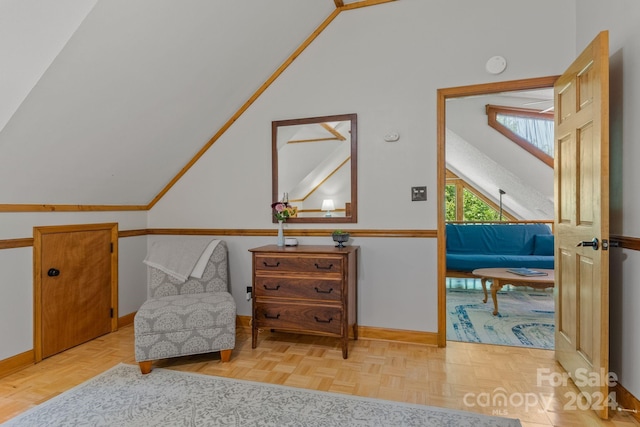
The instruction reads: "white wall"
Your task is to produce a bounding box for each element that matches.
[0,247,32,360]
[576,0,640,399]
[118,235,148,317]
[148,0,576,332]
[144,235,436,330]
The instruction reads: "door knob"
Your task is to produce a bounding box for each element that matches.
[576,238,599,250]
[47,268,60,277]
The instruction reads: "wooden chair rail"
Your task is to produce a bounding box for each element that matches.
[0,228,437,250]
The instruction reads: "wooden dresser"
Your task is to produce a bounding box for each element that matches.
[249,245,359,358]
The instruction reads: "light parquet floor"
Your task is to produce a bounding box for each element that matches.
[0,325,638,427]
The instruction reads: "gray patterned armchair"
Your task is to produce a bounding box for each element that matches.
[134,240,236,374]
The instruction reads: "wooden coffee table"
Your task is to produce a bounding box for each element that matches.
[472,268,555,315]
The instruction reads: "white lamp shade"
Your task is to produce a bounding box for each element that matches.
[321,199,335,211]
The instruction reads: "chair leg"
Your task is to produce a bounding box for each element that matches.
[139,361,153,374]
[220,349,232,362]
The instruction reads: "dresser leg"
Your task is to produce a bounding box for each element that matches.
[252,325,258,348]
[342,338,349,359]
[353,324,358,340]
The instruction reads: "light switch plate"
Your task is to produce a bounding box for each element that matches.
[411,186,427,201]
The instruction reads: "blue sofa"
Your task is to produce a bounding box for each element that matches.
[446,223,554,273]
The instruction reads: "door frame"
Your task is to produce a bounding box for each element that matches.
[33,222,118,362]
[436,76,559,346]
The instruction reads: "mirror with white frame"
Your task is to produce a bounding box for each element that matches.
[272,113,357,223]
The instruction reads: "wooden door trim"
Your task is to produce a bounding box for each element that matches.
[33,223,118,362]
[436,76,559,347]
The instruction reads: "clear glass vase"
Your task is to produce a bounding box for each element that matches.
[277,220,285,247]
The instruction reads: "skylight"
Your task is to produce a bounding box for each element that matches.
[496,113,554,156]
[486,105,554,167]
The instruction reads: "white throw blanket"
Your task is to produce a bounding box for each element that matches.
[143,237,220,282]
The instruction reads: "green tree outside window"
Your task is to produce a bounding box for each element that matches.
[445,185,456,221]
[463,189,501,221]
[445,185,503,222]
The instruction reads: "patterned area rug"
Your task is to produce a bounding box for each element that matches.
[447,289,555,349]
[4,364,522,426]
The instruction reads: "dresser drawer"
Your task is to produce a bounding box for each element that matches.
[255,276,342,301]
[254,302,342,335]
[255,255,343,274]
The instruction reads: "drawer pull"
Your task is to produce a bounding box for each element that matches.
[264,313,280,320]
[314,263,334,270]
[314,316,333,323]
[314,287,334,294]
[263,284,281,291]
[263,261,280,268]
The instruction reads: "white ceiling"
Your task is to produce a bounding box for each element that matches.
[0,0,335,205]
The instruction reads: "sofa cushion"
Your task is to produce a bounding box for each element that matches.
[447,254,554,272]
[533,234,554,256]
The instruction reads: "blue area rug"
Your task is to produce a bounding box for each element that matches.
[446,289,554,349]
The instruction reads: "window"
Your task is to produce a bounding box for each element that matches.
[445,170,515,222]
[486,104,554,167]
[462,189,501,222]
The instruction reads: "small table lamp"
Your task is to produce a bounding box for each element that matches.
[321,199,335,217]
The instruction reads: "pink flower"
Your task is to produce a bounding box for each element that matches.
[271,201,297,221]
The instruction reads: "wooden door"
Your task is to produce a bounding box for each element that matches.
[34,223,118,360]
[554,31,610,419]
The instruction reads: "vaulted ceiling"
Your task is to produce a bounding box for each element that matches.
[0,0,356,208]
[0,0,556,220]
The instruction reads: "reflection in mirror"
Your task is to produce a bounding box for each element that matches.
[272,113,357,223]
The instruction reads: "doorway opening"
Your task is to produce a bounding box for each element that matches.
[437,76,558,350]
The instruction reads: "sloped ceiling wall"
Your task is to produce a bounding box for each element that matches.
[446,92,555,220]
[1,0,556,215]
[0,0,97,132]
[0,0,334,205]
[446,129,554,219]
